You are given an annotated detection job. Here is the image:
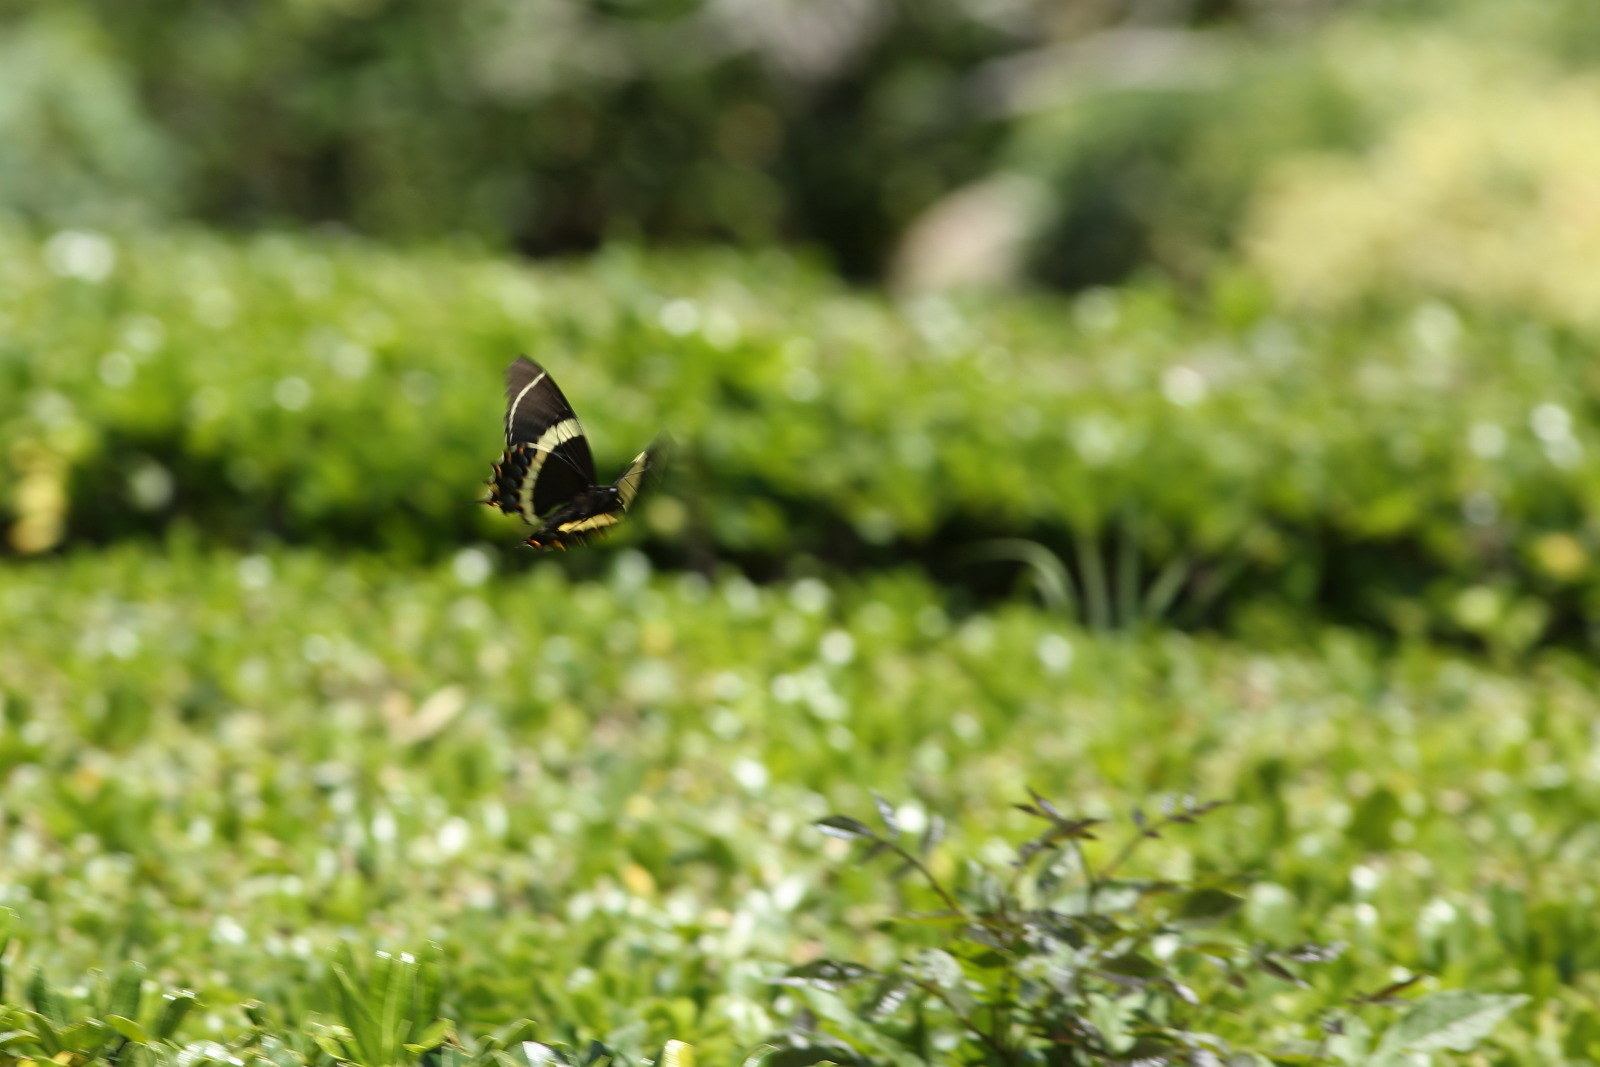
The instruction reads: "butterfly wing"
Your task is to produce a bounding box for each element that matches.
[526,435,673,549]
[499,357,598,520]
[612,433,672,512]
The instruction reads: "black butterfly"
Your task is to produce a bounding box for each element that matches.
[484,357,668,550]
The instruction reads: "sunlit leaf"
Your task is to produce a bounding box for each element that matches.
[104,1016,151,1045]
[1372,992,1530,1057]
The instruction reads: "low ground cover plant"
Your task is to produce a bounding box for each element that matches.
[0,548,1585,1060]
[764,796,1524,1066]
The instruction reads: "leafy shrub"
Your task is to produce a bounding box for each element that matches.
[4,226,1600,643]
[1010,41,1367,291]
[761,794,1526,1066]
[0,908,201,1066]
[0,0,1393,283]
[0,0,1033,276]
[0,922,692,1067]
[1246,27,1600,331]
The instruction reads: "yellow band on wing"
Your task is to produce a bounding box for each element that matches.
[614,449,652,510]
[556,511,623,534]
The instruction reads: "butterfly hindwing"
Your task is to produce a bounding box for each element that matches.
[529,424,594,518]
[614,434,672,511]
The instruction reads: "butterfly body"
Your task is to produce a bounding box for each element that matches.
[485,357,665,550]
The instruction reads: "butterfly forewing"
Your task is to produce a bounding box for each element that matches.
[500,357,597,518]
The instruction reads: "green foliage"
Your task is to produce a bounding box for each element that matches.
[1013,42,1368,291]
[0,548,1581,1059]
[0,10,184,229]
[0,934,205,1067]
[0,929,666,1067]
[0,0,1026,275]
[315,945,450,1067]
[6,0,1600,291]
[3,227,1600,644]
[768,796,1523,1065]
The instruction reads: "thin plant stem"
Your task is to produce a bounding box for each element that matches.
[891,843,965,919]
[908,978,1012,1063]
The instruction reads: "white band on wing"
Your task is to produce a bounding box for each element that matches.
[504,370,547,440]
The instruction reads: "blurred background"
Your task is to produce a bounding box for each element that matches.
[6,0,1598,296]
[5,1,1600,1060]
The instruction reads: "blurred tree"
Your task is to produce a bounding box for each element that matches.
[0,0,1026,277]
[0,9,185,227]
[9,0,1579,289]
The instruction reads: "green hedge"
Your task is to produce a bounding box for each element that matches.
[3,224,1599,638]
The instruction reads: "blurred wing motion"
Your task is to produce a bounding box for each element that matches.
[615,434,671,511]
[484,357,668,550]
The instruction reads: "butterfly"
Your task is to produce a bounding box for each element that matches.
[484,357,668,550]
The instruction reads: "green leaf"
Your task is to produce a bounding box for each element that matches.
[1373,991,1530,1057]
[1252,954,1306,988]
[405,1017,452,1055]
[815,816,879,843]
[0,909,15,984]
[105,1015,153,1045]
[1108,1035,1181,1064]
[242,1000,270,1028]
[312,1024,356,1062]
[23,1010,60,1056]
[373,951,416,1065]
[740,1046,857,1067]
[660,1040,695,1067]
[1323,1013,1372,1066]
[106,961,146,1024]
[154,990,198,1041]
[413,944,444,1028]
[0,1029,44,1051]
[787,987,924,1067]
[331,962,384,1066]
[58,1017,112,1055]
[1173,888,1244,926]
[486,1020,540,1051]
[28,969,67,1028]
[1100,953,1165,981]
